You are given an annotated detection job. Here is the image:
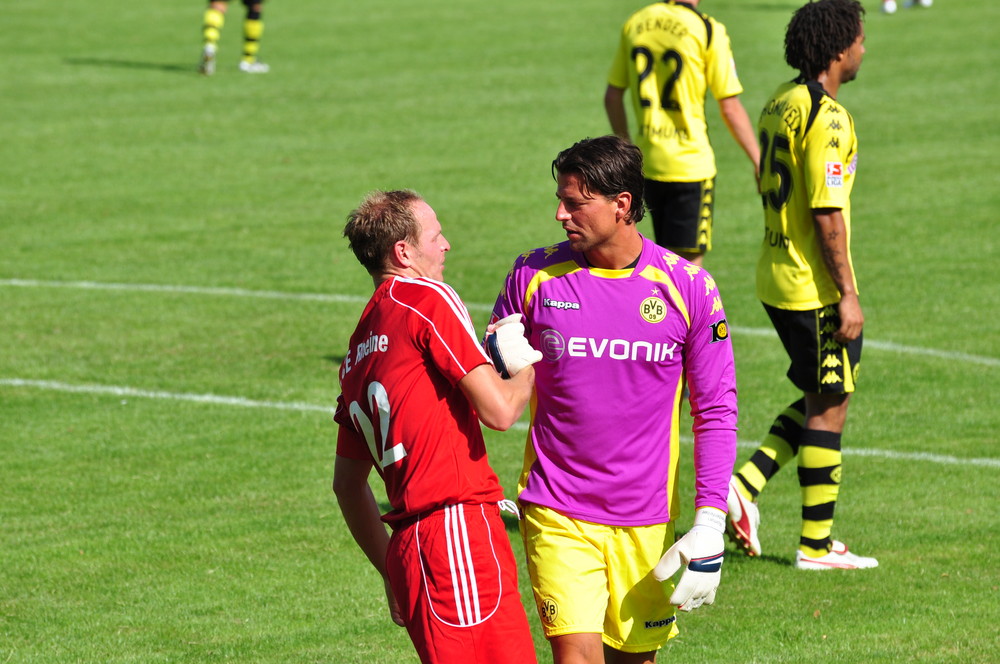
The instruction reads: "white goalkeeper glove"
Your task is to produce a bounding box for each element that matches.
[653,507,726,612]
[484,314,543,378]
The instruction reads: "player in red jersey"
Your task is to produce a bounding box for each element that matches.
[332,189,542,664]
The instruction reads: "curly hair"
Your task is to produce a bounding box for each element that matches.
[785,0,865,80]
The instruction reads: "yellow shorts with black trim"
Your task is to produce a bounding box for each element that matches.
[520,503,679,653]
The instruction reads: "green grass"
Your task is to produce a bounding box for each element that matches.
[2,0,998,662]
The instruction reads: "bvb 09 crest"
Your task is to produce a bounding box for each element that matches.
[640,296,667,324]
[539,598,558,624]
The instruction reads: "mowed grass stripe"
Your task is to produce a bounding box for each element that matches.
[3,377,997,469]
[4,278,999,367]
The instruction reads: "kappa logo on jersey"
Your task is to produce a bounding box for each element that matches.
[828,119,842,131]
[827,137,840,149]
[543,298,581,311]
[826,162,844,187]
[710,318,729,343]
[703,274,717,297]
[639,296,667,323]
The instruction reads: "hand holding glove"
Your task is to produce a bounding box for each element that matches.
[485,314,543,378]
[653,507,726,612]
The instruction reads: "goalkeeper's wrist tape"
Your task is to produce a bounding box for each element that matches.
[693,507,726,534]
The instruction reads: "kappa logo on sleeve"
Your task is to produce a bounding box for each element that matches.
[710,318,729,343]
[826,162,844,188]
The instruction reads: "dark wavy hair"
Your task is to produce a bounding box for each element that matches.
[785,0,865,80]
[552,136,645,224]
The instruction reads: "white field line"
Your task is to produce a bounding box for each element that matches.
[2,378,998,469]
[2,278,998,368]
[0,378,336,414]
[0,278,367,305]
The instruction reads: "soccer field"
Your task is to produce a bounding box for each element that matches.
[2,0,998,662]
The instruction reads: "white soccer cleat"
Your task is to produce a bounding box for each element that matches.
[882,0,897,13]
[916,0,932,7]
[726,476,761,557]
[238,60,270,74]
[795,540,878,570]
[199,45,217,76]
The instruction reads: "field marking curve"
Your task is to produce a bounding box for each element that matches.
[2,377,998,470]
[2,278,998,368]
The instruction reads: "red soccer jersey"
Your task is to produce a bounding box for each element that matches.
[335,276,504,525]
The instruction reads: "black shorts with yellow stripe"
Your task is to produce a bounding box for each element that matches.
[763,303,862,394]
[644,177,715,253]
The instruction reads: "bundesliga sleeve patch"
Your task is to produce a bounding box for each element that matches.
[826,162,844,187]
[710,318,729,343]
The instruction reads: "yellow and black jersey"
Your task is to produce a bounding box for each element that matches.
[608,0,744,182]
[756,80,858,310]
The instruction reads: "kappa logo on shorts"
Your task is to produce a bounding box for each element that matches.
[538,598,558,625]
[644,616,676,629]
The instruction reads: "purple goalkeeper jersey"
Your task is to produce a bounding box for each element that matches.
[491,237,737,527]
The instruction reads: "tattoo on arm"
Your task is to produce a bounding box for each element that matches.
[814,212,854,294]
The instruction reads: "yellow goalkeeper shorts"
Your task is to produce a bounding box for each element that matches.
[520,503,680,652]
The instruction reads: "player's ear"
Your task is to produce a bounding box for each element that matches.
[391,239,413,269]
[615,191,633,223]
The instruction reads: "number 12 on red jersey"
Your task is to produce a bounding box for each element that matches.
[348,381,407,468]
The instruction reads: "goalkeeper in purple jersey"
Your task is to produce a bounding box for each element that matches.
[489,136,737,664]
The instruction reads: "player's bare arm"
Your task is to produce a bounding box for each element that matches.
[458,363,535,431]
[604,85,630,140]
[718,95,761,187]
[332,454,405,626]
[812,207,863,341]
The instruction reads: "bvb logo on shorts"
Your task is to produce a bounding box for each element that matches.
[640,297,667,324]
[538,598,558,625]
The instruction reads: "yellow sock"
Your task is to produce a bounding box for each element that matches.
[242,18,264,62]
[797,429,842,557]
[733,399,805,499]
[202,8,225,47]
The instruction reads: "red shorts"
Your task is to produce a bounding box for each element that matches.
[386,503,537,664]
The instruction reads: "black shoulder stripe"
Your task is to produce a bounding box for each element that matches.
[673,1,712,48]
[804,81,826,135]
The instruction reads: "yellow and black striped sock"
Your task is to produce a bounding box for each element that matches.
[797,429,842,557]
[733,398,805,501]
[202,8,225,48]
[242,17,264,63]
